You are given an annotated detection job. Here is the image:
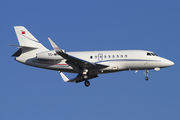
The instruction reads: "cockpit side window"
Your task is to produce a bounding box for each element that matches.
[147,52,158,56]
[151,53,158,56]
[147,53,151,56]
[154,53,158,56]
[151,53,155,56]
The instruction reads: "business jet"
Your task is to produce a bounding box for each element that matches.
[11,26,174,87]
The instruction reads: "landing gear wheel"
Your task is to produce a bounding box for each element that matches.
[144,70,149,81]
[145,77,148,80]
[84,81,90,87]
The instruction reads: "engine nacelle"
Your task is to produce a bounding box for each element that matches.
[36,51,63,60]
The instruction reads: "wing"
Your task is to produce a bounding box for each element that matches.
[48,38,109,69]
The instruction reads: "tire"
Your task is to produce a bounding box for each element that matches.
[84,81,90,87]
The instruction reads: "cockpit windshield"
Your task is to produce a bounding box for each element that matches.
[147,52,158,56]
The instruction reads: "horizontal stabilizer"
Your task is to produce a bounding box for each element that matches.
[12,49,22,57]
[9,44,38,49]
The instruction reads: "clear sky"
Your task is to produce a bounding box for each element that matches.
[0,0,179,120]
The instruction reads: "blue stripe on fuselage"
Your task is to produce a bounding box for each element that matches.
[95,59,160,64]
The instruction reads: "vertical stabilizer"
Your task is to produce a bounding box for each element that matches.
[14,26,48,51]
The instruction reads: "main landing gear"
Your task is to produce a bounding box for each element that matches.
[145,69,149,81]
[83,68,90,87]
[84,80,90,87]
[83,75,90,87]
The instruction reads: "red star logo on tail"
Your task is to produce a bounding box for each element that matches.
[22,31,25,34]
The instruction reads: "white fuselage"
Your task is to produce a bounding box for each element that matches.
[15,50,174,74]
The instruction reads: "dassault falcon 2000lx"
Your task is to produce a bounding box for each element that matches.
[11,26,174,87]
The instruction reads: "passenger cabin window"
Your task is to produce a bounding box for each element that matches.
[125,55,127,58]
[90,56,93,59]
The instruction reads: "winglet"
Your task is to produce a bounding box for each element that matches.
[48,38,63,53]
[48,38,69,59]
[59,71,70,82]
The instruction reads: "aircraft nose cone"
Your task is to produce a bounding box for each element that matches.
[169,60,174,66]
[165,60,174,67]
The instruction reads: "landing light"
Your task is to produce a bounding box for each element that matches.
[154,68,160,71]
[112,67,118,70]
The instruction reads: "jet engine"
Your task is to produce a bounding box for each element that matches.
[36,51,63,60]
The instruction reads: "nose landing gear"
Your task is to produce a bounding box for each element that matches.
[83,68,90,87]
[145,69,149,81]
